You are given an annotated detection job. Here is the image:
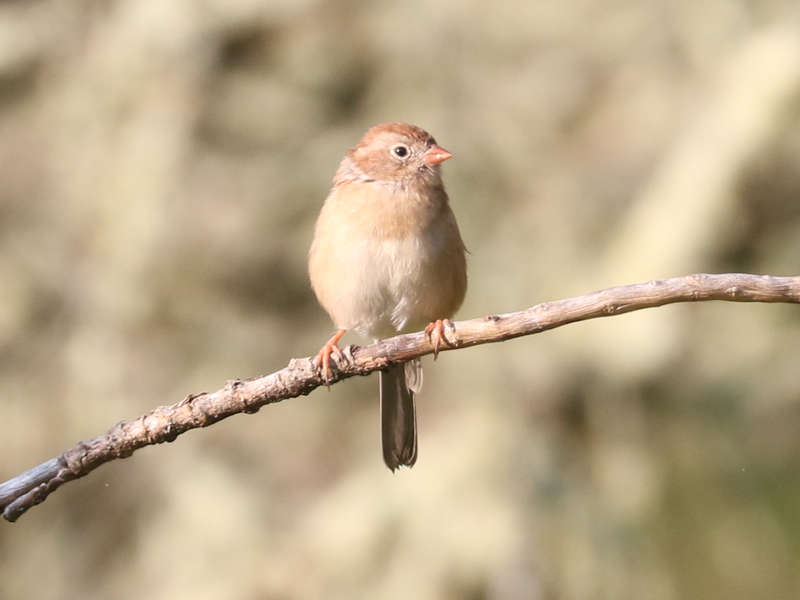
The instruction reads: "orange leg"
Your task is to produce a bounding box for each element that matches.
[424,318,456,360]
[313,329,346,382]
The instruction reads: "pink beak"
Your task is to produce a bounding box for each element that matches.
[423,144,453,165]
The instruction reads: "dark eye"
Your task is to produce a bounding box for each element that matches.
[391,144,409,158]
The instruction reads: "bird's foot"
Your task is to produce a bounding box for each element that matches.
[424,318,458,360]
[313,329,346,384]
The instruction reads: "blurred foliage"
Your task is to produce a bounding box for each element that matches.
[2,1,800,599]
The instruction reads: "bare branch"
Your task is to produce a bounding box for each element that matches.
[2,273,798,522]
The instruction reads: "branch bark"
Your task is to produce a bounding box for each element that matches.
[2,272,798,522]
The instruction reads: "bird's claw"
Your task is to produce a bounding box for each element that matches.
[313,329,346,386]
[424,318,458,360]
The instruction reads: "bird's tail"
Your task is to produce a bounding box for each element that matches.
[380,360,421,471]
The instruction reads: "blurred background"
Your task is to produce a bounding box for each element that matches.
[1,1,800,598]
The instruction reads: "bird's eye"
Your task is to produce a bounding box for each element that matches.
[391,144,409,158]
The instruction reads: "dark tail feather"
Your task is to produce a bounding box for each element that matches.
[380,362,418,471]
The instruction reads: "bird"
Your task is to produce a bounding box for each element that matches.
[308,122,467,471]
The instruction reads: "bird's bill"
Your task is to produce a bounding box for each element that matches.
[423,145,453,165]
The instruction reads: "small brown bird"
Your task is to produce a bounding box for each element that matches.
[309,122,467,471]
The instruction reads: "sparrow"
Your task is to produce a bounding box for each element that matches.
[308,122,467,471]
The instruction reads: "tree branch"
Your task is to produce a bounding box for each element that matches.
[2,273,798,522]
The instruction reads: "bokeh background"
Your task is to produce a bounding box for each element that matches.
[2,1,800,598]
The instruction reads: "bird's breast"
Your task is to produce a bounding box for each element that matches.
[309,181,465,338]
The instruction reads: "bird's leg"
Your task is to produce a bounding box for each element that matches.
[313,329,346,383]
[424,318,457,360]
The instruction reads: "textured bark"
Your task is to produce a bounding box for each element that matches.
[1,273,798,522]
